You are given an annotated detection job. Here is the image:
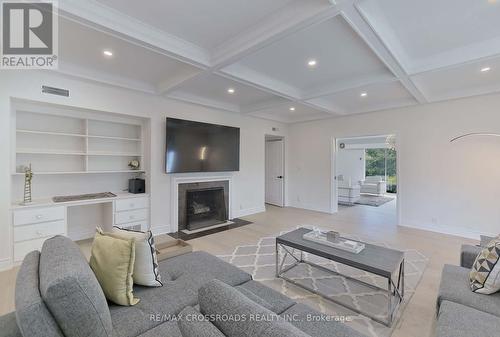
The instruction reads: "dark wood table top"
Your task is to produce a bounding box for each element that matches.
[277,228,404,278]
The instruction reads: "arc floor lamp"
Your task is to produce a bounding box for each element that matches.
[450,133,500,142]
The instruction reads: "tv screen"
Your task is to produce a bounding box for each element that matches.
[165,118,240,173]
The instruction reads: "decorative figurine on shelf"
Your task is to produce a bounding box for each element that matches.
[128,159,140,170]
[22,164,33,205]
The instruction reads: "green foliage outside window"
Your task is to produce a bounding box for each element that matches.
[365,148,397,193]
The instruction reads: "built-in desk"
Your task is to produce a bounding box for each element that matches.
[10,192,150,263]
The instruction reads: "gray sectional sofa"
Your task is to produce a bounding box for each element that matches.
[0,235,365,337]
[436,244,500,337]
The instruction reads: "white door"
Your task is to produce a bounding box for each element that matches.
[265,139,284,207]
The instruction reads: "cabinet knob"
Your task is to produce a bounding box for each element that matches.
[129,215,135,220]
[36,230,43,236]
[35,215,43,220]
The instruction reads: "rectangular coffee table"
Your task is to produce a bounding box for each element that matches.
[276,228,404,327]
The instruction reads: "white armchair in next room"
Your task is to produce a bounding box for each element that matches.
[360,176,387,195]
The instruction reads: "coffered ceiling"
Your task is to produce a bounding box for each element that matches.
[55,0,500,123]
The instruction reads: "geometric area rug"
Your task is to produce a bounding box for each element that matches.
[217,229,428,337]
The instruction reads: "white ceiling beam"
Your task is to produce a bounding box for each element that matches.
[240,98,289,114]
[160,0,339,98]
[167,91,240,113]
[57,61,157,94]
[156,70,204,95]
[301,76,398,100]
[303,98,347,115]
[300,100,345,116]
[217,66,302,100]
[211,0,339,69]
[59,0,211,68]
[340,4,428,104]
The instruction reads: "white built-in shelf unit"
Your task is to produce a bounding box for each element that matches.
[13,101,146,175]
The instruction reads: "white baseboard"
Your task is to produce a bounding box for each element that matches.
[233,206,266,219]
[0,257,13,272]
[399,222,495,240]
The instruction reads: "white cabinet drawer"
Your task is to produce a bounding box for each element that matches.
[14,220,66,242]
[14,237,49,261]
[115,209,148,225]
[13,206,65,226]
[115,197,149,212]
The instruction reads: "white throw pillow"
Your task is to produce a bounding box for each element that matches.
[111,226,162,287]
[469,236,500,294]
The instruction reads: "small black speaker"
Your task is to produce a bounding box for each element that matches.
[129,178,145,194]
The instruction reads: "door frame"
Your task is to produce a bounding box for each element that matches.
[331,134,401,226]
[265,135,285,207]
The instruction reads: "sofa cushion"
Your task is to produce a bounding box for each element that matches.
[110,251,252,337]
[178,306,225,337]
[39,236,113,337]
[198,279,309,337]
[236,280,295,314]
[438,264,500,317]
[436,300,500,337]
[15,250,64,337]
[135,321,182,337]
[281,303,366,337]
[0,312,23,337]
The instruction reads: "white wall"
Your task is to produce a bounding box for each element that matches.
[336,149,365,185]
[288,93,500,239]
[0,71,287,269]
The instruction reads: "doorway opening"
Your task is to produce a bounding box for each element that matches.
[265,135,285,207]
[333,135,399,221]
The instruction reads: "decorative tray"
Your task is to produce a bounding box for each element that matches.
[154,234,192,261]
[303,231,365,254]
[52,192,116,203]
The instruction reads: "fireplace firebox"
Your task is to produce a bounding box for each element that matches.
[177,180,230,232]
[186,187,227,231]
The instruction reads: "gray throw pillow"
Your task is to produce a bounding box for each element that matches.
[178,306,225,337]
[198,279,309,337]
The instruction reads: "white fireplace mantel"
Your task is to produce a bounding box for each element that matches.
[170,174,233,232]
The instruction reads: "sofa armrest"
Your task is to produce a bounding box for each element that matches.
[460,244,482,269]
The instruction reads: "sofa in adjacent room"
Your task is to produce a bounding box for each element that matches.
[360,176,387,196]
[435,243,500,337]
[0,235,366,337]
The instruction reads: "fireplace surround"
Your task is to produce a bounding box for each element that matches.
[172,176,231,232]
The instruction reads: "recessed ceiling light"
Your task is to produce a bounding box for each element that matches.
[103,50,113,57]
[360,92,368,97]
[227,88,235,94]
[307,59,317,67]
[289,107,296,111]
[481,67,491,73]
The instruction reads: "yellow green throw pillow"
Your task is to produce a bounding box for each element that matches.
[89,230,140,306]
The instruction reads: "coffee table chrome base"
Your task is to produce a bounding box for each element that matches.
[275,242,404,327]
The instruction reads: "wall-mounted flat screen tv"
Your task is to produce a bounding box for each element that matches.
[165,118,240,173]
